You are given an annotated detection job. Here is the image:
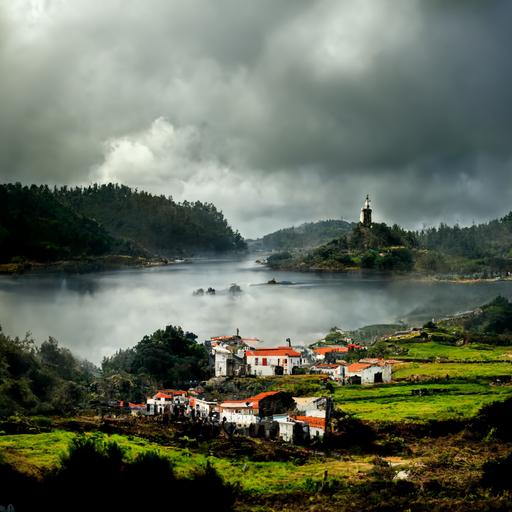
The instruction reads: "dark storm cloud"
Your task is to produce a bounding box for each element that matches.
[1,1,511,236]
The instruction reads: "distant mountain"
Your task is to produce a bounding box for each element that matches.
[249,219,354,252]
[0,183,246,265]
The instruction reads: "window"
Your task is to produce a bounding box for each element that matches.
[255,357,259,365]
[284,358,288,365]
[262,358,268,366]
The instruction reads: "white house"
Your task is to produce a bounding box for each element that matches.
[211,342,247,377]
[345,362,392,384]
[246,347,302,376]
[218,391,282,426]
[310,362,346,380]
[188,397,217,419]
[146,390,187,414]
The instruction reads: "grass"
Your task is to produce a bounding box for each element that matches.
[0,431,370,494]
[393,361,512,380]
[332,381,512,422]
[397,341,512,361]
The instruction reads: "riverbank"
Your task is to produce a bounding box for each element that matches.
[263,260,512,284]
[0,255,176,275]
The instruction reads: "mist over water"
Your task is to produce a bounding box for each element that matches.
[1,256,512,364]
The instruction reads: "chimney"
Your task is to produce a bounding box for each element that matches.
[286,338,291,347]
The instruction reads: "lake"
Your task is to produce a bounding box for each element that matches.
[1,256,512,363]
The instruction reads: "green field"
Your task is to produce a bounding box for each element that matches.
[0,431,370,494]
[332,381,512,422]
[393,361,512,380]
[398,341,512,361]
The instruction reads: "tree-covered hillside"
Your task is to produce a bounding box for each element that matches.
[0,327,96,416]
[0,183,246,264]
[0,183,141,263]
[268,213,512,276]
[250,219,354,251]
[55,183,246,256]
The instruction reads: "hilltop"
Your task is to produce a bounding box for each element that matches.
[266,213,512,278]
[248,219,354,252]
[0,183,246,272]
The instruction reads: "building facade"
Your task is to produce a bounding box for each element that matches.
[246,347,302,376]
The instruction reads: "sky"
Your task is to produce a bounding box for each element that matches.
[1,0,512,238]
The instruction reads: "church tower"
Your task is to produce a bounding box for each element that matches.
[360,194,372,227]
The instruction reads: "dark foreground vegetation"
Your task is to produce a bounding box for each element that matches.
[267,211,512,276]
[0,183,246,269]
[0,433,235,512]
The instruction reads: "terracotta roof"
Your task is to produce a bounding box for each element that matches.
[246,347,301,357]
[313,346,349,355]
[346,363,372,373]
[293,415,326,430]
[153,390,187,399]
[128,402,146,409]
[347,343,365,349]
[220,391,280,410]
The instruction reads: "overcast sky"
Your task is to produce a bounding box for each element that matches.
[1,1,512,238]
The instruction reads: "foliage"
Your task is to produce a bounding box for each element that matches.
[0,182,245,264]
[55,182,246,256]
[251,219,354,251]
[464,296,512,340]
[0,183,127,263]
[0,433,235,511]
[0,327,95,417]
[102,325,208,398]
[268,212,512,276]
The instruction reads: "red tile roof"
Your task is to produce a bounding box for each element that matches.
[246,347,301,357]
[346,363,372,373]
[313,346,349,355]
[293,415,326,430]
[220,391,280,410]
[128,402,146,409]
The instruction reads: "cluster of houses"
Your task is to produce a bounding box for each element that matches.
[127,389,332,443]
[122,332,399,445]
[205,333,397,385]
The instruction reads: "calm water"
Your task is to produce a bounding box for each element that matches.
[1,256,512,363]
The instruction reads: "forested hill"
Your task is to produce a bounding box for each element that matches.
[55,184,246,255]
[0,183,246,264]
[0,184,143,263]
[249,219,354,251]
[267,213,512,276]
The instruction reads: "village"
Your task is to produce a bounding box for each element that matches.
[121,331,399,445]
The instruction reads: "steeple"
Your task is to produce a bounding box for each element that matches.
[360,194,372,227]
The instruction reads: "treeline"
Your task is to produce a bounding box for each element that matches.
[463,296,512,345]
[268,213,512,275]
[0,183,142,263]
[251,219,354,251]
[101,325,209,403]
[55,183,246,255]
[0,323,209,416]
[0,328,95,416]
[0,183,246,264]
